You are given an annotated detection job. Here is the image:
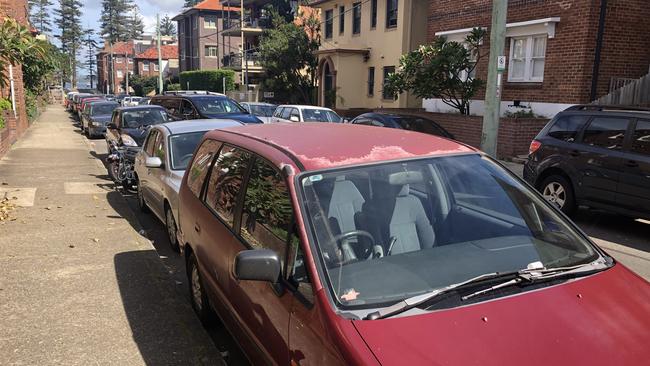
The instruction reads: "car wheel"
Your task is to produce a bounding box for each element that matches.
[136,179,150,213]
[165,205,180,252]
[540,175,576,215]
[187,253,215,325]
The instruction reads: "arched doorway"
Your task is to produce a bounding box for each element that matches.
[319,57,336,108]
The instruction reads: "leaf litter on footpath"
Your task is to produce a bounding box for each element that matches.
[0,197,17,222]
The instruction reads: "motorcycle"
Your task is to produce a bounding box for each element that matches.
[107,140,140,192]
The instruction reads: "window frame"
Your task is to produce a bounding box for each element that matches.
[339,6,345,34]
[578,116,631,151]
[508,34,547,83]
[153,63,160,71]
[142,61,149,71]
[352,2,362,35]
[204,16,217,29]
[370,0,377,28]
[367,66,375,96]
[187,139,222,199]
[325,9,333,39]
[144,129,159,156]
[386,0,398,29]
[205,45,218,58]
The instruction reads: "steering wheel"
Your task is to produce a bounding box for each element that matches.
[327,230,375,264]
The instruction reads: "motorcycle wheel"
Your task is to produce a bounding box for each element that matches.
[108,161,120,183]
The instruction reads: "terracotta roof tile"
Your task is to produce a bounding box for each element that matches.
[135,44,179,60]
[193,0,238,12]
[98,41,135,55]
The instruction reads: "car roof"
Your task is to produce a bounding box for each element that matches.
[116,105,165,112]
[158,119,244,134]
[209,123,476,171]
[244,102,276,106]
[89,101,118,106]
[277,105,334,111]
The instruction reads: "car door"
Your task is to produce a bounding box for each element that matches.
[106,110,121,145]
[617,118,650,214]
[290,108,301,122]
[272,107,284,123]
[574,116,631,206]
[147,130,167,218]
[138,129,158,208]
[180,99,198,120]
[280,107,292,123]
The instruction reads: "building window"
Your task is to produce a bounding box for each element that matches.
[181,50,185,60]
[382,66,395,100]
[154,63,159,71]
[339,6,345,34]
[193,15,197,29]
[353,3,361,34]
[204,16,217,29]
[115,57,123,64]
[371,0,377,28]
[193,48,198,57]
[509,35,547,82]
[386,0,398,28]
[116,70,123,78]
[368,67,375,96]
[127,57,133,64]
[143,61,149,71]
[205,45,218,57]
[325,9,333,39]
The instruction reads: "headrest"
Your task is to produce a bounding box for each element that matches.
[388,171,423,186]
[335,175,346,181]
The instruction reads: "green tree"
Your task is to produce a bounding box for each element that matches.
[22,39,61,93]
[54,0,84,87]
[183,0,200,8]
[100,0,131,43]
[82,29,98,89]
[385,28,486,115]
[0,17,46,90]
[120,74,158,96]
[158,14,176,37]
[259,11,320,104]
[28,0,54,34]
[127,6,144,40]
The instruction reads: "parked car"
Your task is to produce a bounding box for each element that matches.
[240,102,277,123]
[137,97,150,105]
[80,101,119,138]
[177,122,650,365]
[134,119,244,251]
[524,105,650,218]
[65,92,79,110]
[271,105,342,123]
[105,105,174,150]
[122,96,143,107]
[71,93,92,113]
[350,112,454,139]
[150,94,262,124]
[78,96,105,120]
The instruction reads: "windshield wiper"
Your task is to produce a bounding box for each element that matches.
[365,260,608,320]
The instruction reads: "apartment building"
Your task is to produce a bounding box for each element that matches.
[311,0,427,109]
[426,0,650,117]
[134,45,180,79]
[173,0,241,72]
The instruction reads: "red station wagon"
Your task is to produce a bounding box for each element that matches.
[177,123,650,365]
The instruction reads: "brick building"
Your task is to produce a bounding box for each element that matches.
[173,0,241,72]
[96,42,136,95]
[134,44,180,79]
[425,0,650,117]
[0,0,31,158]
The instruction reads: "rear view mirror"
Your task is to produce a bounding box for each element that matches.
[145,156,163,168]
[234,249,281,283]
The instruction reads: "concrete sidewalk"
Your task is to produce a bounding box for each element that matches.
[0,105,223,365]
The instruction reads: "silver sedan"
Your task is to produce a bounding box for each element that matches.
[134,119,243,251]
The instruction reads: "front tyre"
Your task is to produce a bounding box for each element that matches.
[540,174,576,216]
[136,178,150,213]
[165,206,180,252]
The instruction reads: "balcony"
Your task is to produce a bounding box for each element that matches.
[222,52,264,72]
[222,17,272,36]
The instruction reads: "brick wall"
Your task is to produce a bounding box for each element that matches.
[427,0,650,105]
[0,0,30,159]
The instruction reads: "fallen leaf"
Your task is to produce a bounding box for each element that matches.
[92,238,99,243]
[68,245,75,248]
[45,206,52,210]
[92,195,99,200]
[57,205,62,209]
[85,214,96,218]
[1,182,7,185]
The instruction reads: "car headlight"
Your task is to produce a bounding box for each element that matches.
[120,134,138,146]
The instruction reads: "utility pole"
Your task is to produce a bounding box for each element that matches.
[157,14,164,94]
[240,0,248,92]
[125,40,130,96]
[480,0,508,157]
[109,41,114,94]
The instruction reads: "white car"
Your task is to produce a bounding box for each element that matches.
[271,105,342,123]
[134,119,243,251]
[122,96,143,107]
[240,102,277,123]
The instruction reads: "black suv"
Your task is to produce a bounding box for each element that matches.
[524,105,650,219]
[149,94,262,124]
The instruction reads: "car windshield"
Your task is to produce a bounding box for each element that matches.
[91,104,117,116]
[169,131,207,170]
[394,117,448,137]
[302,109,341,122]
[248,104,276,117]
[192,96,246,114]
[122,109,170,128]
[300,154,598,309]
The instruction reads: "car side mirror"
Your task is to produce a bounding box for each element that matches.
[289,115,300,122]
[234,249,281,283]
[145,156,163,168]
[107,123,117,129]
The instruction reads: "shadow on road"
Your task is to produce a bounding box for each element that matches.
[573,208,650,254]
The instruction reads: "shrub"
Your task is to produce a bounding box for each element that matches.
[25,90,38,122]
[179,70,235,93]
[166,83,181,91]
[0,98,12,129]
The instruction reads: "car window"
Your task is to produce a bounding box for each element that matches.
[547,115,589,142]
[302,109,341,122]
[273,107,284,118]
[394,117,448,137]
[144,129,158,156]
[352,118,370,126]
[160,99,181,115]
[187,139,222,198]
[91,104,117,116]
[122,109,170,128]
[204,145,250,226]
[114,111,122,128]
[581,117,630,150]
[290,108,300,118]
[281,107,292,120]
[287,241,314,304]
[169,131,207,170]
[153,129,165,160]
[249,104,276,117]
[181,100,195,117]
[192,96,246,114]
[240,158,294,274]
[630,119,650,156]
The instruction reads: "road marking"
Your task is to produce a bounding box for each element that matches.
[63,182,113,194]
[0,187,37,207]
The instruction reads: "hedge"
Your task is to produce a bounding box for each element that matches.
[179,70,236,93]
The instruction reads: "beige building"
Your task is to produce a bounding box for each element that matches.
[311,0,427,110]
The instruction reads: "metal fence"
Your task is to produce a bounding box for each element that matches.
[227,90,257,103]
[595,74,650,106]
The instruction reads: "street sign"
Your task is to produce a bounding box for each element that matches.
[263,91,274,98]
[497,56,507,72]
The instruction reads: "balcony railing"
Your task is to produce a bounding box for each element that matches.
[223,17,272,31]
[223,52,262,68]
